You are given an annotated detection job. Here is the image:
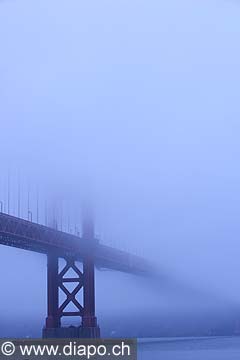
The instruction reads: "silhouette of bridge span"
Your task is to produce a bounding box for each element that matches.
[0,212,152,338]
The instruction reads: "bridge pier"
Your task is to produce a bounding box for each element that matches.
[43,254,100,338]
[43,217,100,339]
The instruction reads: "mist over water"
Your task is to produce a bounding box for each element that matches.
[0,0,240,338]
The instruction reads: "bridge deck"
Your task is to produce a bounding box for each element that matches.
[0,213,151,276]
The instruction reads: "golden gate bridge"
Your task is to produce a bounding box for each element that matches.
[0,204,153,338]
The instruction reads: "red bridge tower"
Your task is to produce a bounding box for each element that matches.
[43,217,100,338]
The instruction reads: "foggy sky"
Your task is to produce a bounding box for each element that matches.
[1,0,240,335]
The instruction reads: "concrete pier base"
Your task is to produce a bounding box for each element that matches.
[42,325,100,339]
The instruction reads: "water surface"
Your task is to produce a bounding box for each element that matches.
[138,336,240,360]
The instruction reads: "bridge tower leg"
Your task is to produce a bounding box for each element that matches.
[81,255,99,337]
[81,215,100,338]
[45,253,60,329]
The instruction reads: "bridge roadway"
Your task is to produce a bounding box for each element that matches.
[0,212,152,276]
